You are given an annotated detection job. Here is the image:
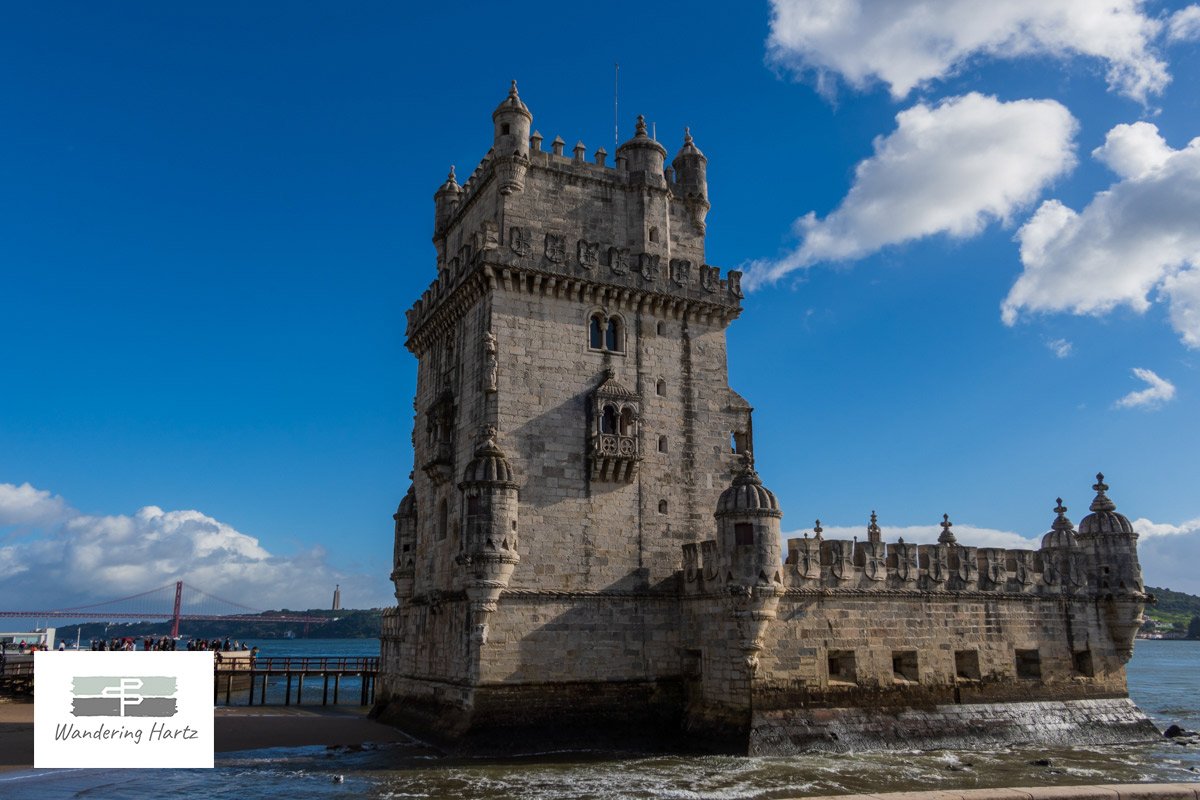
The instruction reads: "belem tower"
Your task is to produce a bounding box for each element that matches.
[375,83,1158,753]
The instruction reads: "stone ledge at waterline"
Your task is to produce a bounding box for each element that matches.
[788,783,1200,800]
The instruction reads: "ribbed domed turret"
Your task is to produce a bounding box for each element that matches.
[492,80,531,122]
[1041,498,1079,549]
[716,455,781,518]
[460,427,518,488]
[672,127,706,167]
[396,484,416,520]
[1078,473,1134,535]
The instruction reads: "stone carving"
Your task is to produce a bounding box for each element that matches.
[795,537,821,580]
[545,233,566,263]
[863,542,887,581]
[894,541,919,583]
[981,548,1006,587]
[478,221,499,251]
[577,239,600,270]
[608,247,629,275]
[683,542,699,583]
[701,539,720,582]
[727,270,743,298]
[925,545,948,584]
[827,540,853,581]
[637,253,660,282]
[956,546,979,585]
[482,332,498,393]
[1014,551,1035,586]
[509,226,532,257]
[670,258,692,287]
[700,264,720,293]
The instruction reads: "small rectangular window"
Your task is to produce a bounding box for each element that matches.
[828,650,857,683]
[892,650,919,682]
[955,650,981,680]
[734,523,754,546]
[1015,649,1041,679]
[467,495,481,516]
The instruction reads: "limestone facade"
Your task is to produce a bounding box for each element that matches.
[375,84,1155,753]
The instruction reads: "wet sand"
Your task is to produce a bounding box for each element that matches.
[0,699,412,773]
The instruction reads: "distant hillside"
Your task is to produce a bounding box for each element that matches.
[54,608,383,644]
[1145,586,1200,629]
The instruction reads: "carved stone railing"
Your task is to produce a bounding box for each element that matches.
[590,433,640,482]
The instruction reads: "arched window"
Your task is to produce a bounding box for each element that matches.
[589,314,604,350]
[657,436,668,453]
[656,321,666,336]
[619,407,635,436]
[605,317,623,352]
[734,523,754,546]
[658,499,668,514]
[600,405,618,434]
[437,498,448,541]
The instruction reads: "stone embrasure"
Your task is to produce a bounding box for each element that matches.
[375,84,1155,754]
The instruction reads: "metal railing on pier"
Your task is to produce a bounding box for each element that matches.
[213,655,379,707]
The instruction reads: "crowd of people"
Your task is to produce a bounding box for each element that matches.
[86,636,257,656]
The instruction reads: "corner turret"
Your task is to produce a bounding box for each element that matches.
[672,128,710,231]
[433,166,461,245]
[492,81,532,195]
[616,115,667,183]
[1075,473,1146,662]
[715,454,783,588]
[391,482,417,602]
[457,426,521,617]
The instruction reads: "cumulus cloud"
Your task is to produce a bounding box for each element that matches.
[1002,123,1200,348]
[746,93,1077,288]
[1168,5,1200,41]
[767,0,1170,102]
[0,482,391,613]
[1113,367,1177,409]
[0,482,72,528]
[1046,338,1074,358]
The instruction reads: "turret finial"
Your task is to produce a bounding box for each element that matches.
[868,510,881,543]
[684,127,693,144]
[447,165,456,182]
[813,519,823,540]
[1090,472,1117,513]
[1052,497,1075,532]
[635,115,647,137]
[938,513,957,545]
[509,79,519,97]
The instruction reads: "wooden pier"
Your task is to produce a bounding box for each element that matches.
[213,656,379,707]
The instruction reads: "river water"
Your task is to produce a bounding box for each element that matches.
[4,638,1198,799]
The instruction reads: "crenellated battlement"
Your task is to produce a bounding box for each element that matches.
[408,82,730,350]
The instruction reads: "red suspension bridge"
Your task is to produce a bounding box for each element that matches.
[0,581,328,637]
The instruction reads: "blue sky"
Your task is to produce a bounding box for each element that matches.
[2,1,1199,613]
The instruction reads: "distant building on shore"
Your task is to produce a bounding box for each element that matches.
[375,83,1157,754]
[331,585,341,612]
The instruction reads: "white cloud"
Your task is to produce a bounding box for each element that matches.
[746,93,1077,288]
[783,523,1040,550]
[1114,367,1177,409]
[0,482,72,528]
[0,482,391,613]
[767,0,1170,102]
[1168,5,1200,41]
[1132,516,1200,538]
[1046,337,1074,358]
[1002,123,1200,347]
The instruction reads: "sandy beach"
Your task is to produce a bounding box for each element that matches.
[0,698,414,773]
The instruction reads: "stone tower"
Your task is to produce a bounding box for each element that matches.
[377,82,749,745]
[377,84,1155,754]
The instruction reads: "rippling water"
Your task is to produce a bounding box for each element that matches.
[5,639,1198,799]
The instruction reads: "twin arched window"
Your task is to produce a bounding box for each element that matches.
[599,404,636,436]
[588,312,625,353]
